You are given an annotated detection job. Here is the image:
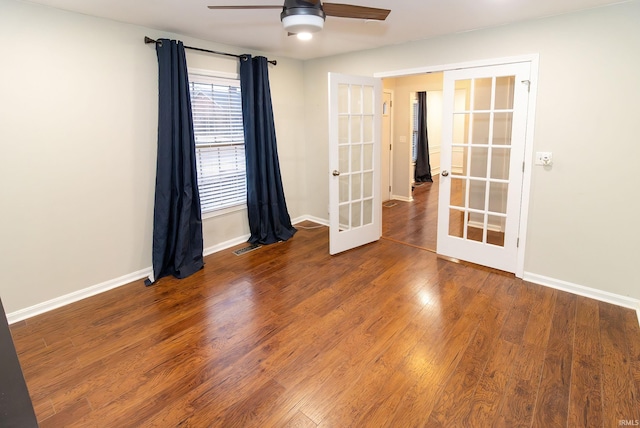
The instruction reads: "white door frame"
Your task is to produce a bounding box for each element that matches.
[375,54,539,278]
[382,89,394,202]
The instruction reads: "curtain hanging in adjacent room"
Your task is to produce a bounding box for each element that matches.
[240,55,296,245]
[414,91,433,183]
[146,38,204,286]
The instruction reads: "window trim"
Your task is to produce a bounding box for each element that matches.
[411,96,419,163]
[188,68,247,219]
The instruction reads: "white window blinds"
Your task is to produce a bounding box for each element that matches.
[189,74,246,213]
[412,99,419,162]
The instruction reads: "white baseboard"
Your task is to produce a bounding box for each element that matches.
[9,225,639,328]
[293,215,329,227]
[6,267,152,324]
[7,234,254,325]
[467,220,503,233]
[391,195,413,202]
[203,234,251,257]
[203,217,333,255]
[7,219,332,324]
[523,272,640,326]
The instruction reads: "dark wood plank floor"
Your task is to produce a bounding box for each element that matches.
[9,220,640,427]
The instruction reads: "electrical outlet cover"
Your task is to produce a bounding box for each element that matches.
[535,151,552,166]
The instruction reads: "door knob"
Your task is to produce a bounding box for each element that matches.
[332,170,341,176]
[441,170,449,177]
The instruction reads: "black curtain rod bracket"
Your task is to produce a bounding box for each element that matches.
[144,36,276,66]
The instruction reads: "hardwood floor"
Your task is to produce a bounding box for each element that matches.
[382,177,439,251]
[10,221,640,427]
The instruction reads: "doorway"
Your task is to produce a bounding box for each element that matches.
[381,72,445,252]
[377,55,538,277]
[382,174,440,251]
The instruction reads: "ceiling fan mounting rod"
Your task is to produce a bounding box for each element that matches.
[281,6,326,19]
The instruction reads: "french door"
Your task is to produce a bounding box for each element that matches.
[437,62,531,273]
[328,73,382,255]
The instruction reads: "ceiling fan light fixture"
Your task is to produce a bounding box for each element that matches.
[296,32,313,41]
[281,14,324,34]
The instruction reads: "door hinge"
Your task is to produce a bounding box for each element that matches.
[517,238,520,248]
[521,80,531,93]
[390,144,392,151]
[522,161,525,172]
[389,185,392,192]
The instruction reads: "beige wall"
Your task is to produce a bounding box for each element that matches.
[0,0,306,314]
[302,1,640,300]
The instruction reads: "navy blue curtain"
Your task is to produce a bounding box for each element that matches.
[414,91,433,183]
[240,56,296,245]
[146,39,204,286]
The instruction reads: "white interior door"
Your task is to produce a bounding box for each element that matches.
[437,62,531,272]
[329,73,382,255]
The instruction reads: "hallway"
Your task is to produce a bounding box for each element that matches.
[382,177,439,251]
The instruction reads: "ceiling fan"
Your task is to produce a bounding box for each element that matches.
[208,0,391,38]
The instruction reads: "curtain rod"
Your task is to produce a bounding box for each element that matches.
[144,36,277,66]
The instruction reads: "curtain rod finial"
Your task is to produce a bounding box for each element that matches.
[144,36,156,44]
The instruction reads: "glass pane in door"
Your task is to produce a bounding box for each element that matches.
[363,171,373,198]
[338,81,376,234]
[351,201,362,227]
[488,182,508,214]
[493,113,513,146]
[471,113,491,145]
[447,74,516,246]
[351,174,362,200]
[487,214,506,246]
[351,144,362,172]
[449,209,464,238]
[351,86,362,114]
[453,114,468,144]
[468,180,486,211]
[467,218,484,243]
[495,76,515,110]
[363,144,373,170]
[450,177,466,208]
[339,175,349,203]
[474,78,493,110]
[490,148,511,179]
[469,147,488,177]
[338,84,349,114]
[452,146,468,176]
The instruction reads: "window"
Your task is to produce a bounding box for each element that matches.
[411,98,419,162]
[189,72,246,214]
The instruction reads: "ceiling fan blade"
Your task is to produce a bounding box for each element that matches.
[322,3,390,20]
[207,5,282,10]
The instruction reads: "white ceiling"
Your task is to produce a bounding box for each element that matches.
[24,0,628,60]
